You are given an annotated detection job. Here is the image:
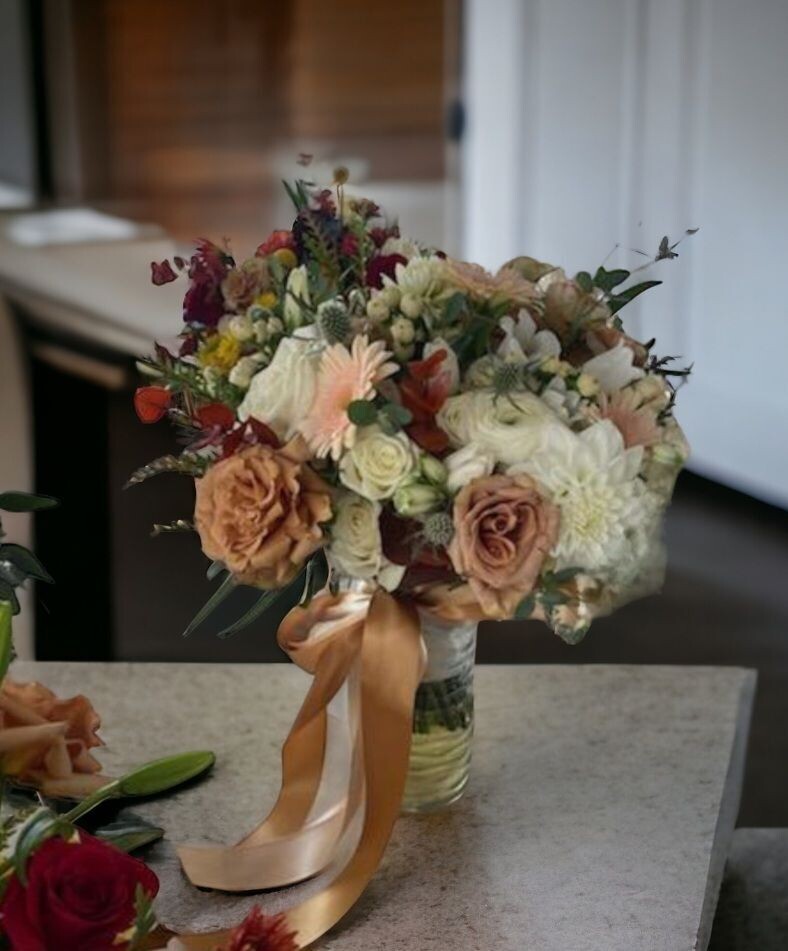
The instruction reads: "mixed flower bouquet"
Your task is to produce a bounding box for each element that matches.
[134,176,690,643]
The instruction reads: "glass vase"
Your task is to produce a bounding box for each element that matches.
[402,610,477,813]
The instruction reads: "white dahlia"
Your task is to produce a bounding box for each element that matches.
[509,419,661,578]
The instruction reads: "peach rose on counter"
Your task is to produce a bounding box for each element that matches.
[448,474,560,619]
[195,437,332,588]
[0,679,105,797]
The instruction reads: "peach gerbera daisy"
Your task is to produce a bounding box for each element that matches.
[300,335,397,460]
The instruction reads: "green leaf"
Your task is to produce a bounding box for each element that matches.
[117,751,215,798]
[514,594,536,619]
[608,280,662,314]
[127,884,158,950]
[546,566,584,586]
[11,808,65,885]
[575,271,594,292]
[592,267,630,293]
[0,493,58,513]
[182,572,236,637]
[442,292,467,325]
[95,816,164,853]
[216,584,295,639]
[380,402,413,430]
[0,583,20,616]
[347,400,378,426]
[0,544,54,584]
[0,601,13,680]
[206,560,226,581]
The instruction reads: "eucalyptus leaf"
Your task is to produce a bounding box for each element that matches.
[182,572,236,637]
[514,594,536,619]
[347,400,378,426]
[0,544,54,584]
[0,493,58,513]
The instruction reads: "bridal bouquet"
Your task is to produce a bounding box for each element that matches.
[134,177,689,643]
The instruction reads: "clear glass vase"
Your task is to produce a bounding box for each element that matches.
[402,610,477,813]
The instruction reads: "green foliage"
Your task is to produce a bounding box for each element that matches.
[592,267,630,293]
[125,884,158,951]
[182,572,236,637]
[0,602,14,681]
[0,493,58,514]
[347,399,378,426]
[94,816,164,854]
[150,519,195,538]
[115,752,215,798]
[378,401,413,434]
[607,279,662,314]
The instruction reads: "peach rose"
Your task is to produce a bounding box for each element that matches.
[195,437,332,588]
[0,679,106,797]
[448,474,559,619]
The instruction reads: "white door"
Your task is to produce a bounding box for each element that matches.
[462,0,788,506]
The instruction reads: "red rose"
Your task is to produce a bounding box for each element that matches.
[0,833,159,951]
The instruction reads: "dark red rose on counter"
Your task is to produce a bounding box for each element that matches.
[0,833,159,951]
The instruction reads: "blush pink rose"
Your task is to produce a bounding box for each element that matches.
[448,474,559,619]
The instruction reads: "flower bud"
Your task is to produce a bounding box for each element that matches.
[420,454,447,486]
[366,296,390,324]
[391,315,415,345]
[393,482,443,517]
[400,293,422,319]
[228,313,254,342]
[576,373,600,398]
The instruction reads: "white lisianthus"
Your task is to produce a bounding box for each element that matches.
[423,337,460,394]
[444,443,496,494]
[436,390,565,466]
[228,313,255,342]
[339,425,419,500]
[510,419,661,579]
[237,328,321,439]
[582,343,644,393]
[228,353,265,390]
[383,256,449,318]
[497,310,561,364]
[283,264,310,331]
[328,492,405,591]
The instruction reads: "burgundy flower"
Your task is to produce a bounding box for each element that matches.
[0,833,159,951]
[365,253,407,289]
[150,259,178,285]
[221,908,298,951]
[340,232,359,257]
[183,239,232,327]
[369,224,400,248]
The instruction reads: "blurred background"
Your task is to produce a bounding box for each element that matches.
[0,0,786,826]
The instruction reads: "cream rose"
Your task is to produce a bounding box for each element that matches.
[283,264,310,331]
[339,425,419,500]
[328,492,405,591]
[445,443,496,494]
[238,331,320,440]
[437,390,565,466]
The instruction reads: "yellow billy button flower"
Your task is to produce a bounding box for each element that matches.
[273,248,298,270]
[198,333,242,373]
[255,290,279,310]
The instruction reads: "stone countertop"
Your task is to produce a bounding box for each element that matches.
[12,662,756,951]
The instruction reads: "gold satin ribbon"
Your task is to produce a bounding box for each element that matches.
[168,586,424,949]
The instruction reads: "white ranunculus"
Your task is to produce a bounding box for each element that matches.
[509,419,660,579]
[497,309,561,364]
[423,337,460,394]
[328,493,405,591]
[437,389,565,466]
[283,264,310,331]
[444,443,496,494]
[339,425,419,501]
[582,343,644,393]
[237,329,320,440]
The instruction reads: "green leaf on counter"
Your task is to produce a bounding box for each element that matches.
[95,816,164,853]
[0,493,58,514]
[116,751,215,798]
